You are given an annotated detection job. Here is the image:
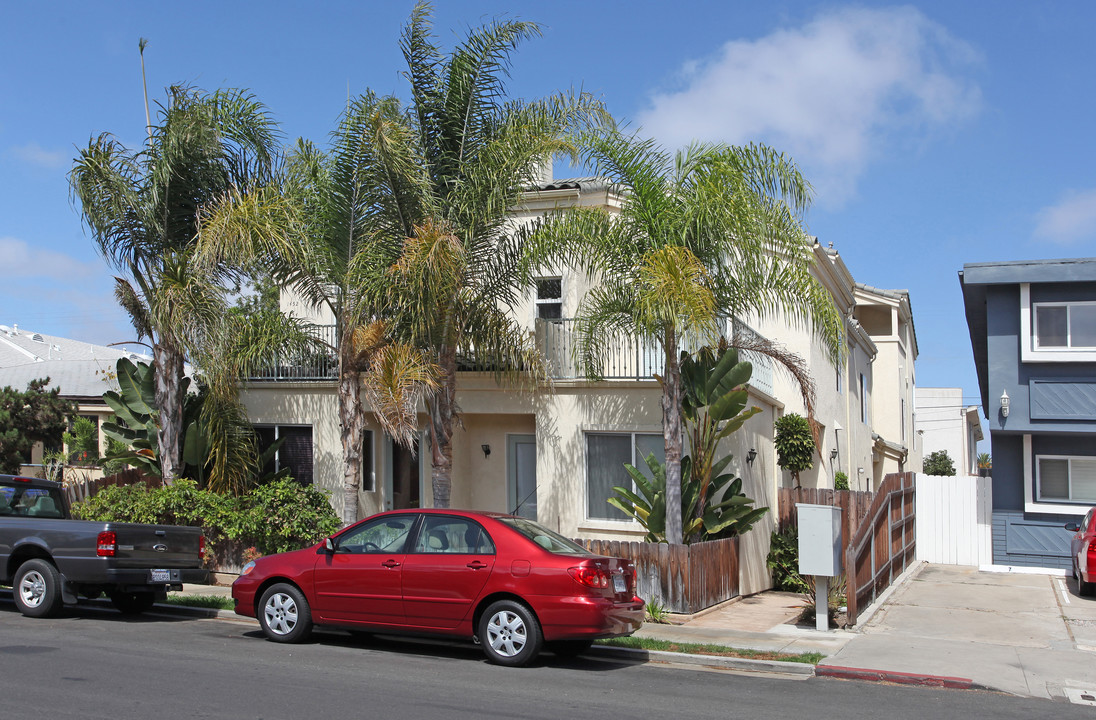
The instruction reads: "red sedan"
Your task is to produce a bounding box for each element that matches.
[1067,509,1096,596]
[232,509,644,666]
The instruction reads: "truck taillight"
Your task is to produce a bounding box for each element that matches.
[568,566,609,589]
[199,535,206,561]
[97,531,117,557]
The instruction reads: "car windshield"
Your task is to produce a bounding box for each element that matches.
[497,517,591,555]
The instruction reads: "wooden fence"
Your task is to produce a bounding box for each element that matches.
[574,536,739,614]
[777,487,875,562]
[844,472,916,626]
[63,468,159,507]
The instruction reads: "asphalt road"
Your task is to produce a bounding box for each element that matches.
[0,598,1088,720]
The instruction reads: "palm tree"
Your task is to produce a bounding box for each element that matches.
[70,86,279,486]
[376,4,606,508]
[197,107,439,525]
[530,133,844,544]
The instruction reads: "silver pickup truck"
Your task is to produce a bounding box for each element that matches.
[0,474,207,617]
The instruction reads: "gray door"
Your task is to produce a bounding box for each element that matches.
[508,434,537,519]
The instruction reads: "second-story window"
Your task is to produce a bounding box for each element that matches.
[535,277,562,319]
[1034,302,1096,349]
[859,373,868,424]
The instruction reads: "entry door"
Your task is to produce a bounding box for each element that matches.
[508,434,537,519]
[384,435,422,510]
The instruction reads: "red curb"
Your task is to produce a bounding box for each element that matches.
[816,665,976,690]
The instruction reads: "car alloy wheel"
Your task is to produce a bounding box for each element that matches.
[478,599,542,667]
[19,569,47,608]
[13,558,63,618]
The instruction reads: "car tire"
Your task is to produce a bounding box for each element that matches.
[1081,576,1096,597]
[478,599,543,667]
[110,591,157,615]
[258,584,313,643]
[547,639,593,659]
[13,558,63,618]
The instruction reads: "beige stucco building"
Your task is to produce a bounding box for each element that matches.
[241,173,919,595]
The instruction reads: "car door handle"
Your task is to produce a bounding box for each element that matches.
[467,561,488,570]
[382,559,401,569]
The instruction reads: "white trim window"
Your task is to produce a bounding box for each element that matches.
[1020,284,1096,362]
[534,277,563,320]
[1036,454,1096,504]
[585,432,664,521]
[1034,302,1096,350]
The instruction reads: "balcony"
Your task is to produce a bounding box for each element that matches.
[245,319,774,396]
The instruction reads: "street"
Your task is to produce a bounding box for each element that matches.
[0,600,1088,720]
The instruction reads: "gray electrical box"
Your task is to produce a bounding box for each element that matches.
[797,503,843,577]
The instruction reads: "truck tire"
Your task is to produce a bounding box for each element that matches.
[110,591,157,615]
[13,558,63,618]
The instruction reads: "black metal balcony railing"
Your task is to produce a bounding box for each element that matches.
[245,319,774,394]
[249,325,338,381]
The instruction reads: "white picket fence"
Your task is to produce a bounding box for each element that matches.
[915,473,993,566]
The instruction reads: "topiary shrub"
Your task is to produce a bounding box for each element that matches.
[923,450,956,477]
[775,413,815,488]
[834,471,850,491]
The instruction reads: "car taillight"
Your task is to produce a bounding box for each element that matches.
[199,535,206,561]
[569,566,609,589]
[1087,538,1096,557]
[97,531,117,557]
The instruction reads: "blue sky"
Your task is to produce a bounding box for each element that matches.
[2,1,1093,432]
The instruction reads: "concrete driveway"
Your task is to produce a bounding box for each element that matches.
[822,563,1096,702]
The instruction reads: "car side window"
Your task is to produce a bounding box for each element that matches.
[412,516,495,555]
[336,515,415,554]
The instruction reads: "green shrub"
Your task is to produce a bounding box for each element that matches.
[766,525,810,593]
[72,478,340,558]
[834,471,849,491]
[923,450,956,476]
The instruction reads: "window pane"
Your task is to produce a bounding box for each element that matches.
[536,303,562,319]
[414,516,493,554]
[1036,306,1068,347]
[1071,458,1096,502]
[587,434,633,520]
[536,278,562,300]
[1071,305,1096,348]
[1039,458,1069,500]
[361,430,375,491]
[279,427,314,486]
[634,433,666,474]
[337,514,415,553]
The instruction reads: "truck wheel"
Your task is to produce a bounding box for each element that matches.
[110,591,157,615]
[13,559,63,618]
[258,583,313,643]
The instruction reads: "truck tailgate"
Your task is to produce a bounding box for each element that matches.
[108,523,203,568]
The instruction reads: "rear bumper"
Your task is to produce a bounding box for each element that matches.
[101,568,209,586]
[535,595,645,642]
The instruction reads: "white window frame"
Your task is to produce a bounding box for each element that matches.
[1023,435,1096,512]
[581,429,662,533]
[1020,284,1096,362]
[533,276,563,321]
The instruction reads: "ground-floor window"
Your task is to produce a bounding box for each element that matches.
[585,432,664,521]
[361,429,375,491]
[255,425,313,486]
[1037,455,1096,504]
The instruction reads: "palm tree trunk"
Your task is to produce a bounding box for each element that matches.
[154,341,184,485]
[338,366,365,527]
[428,348,457,509]
[661,328,684,545]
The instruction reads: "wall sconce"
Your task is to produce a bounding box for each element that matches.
[1000,389,1010,418]
[481,444,491,458]
[830,449,839,462]
[746,448,757,466]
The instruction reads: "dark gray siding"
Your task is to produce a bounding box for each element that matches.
[991,511,1073,570]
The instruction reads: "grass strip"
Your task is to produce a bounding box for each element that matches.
[162,595,235,611]
[596,636,823,665]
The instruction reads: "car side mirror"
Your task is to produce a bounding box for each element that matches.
[325,537,336,553]
[1065,523,1081,532]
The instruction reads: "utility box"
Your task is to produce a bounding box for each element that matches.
[797,503,843,577]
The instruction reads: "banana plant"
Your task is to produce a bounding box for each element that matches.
[101,358,171,477]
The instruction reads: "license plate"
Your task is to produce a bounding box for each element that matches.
[150,569,171,583]
[613,574,626,593]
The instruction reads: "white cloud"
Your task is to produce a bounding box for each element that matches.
[636,6,981,206]
[9,141,67,169]
[0,236,100,279]
[1034,188,1096,244]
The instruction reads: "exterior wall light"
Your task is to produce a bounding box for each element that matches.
[481,444,491,458]
[830,448,839,461]
[1000,389,1010,418]
[746,448,757,466]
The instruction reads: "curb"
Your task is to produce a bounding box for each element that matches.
[816,664,983,690]
[587,644,816,676]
